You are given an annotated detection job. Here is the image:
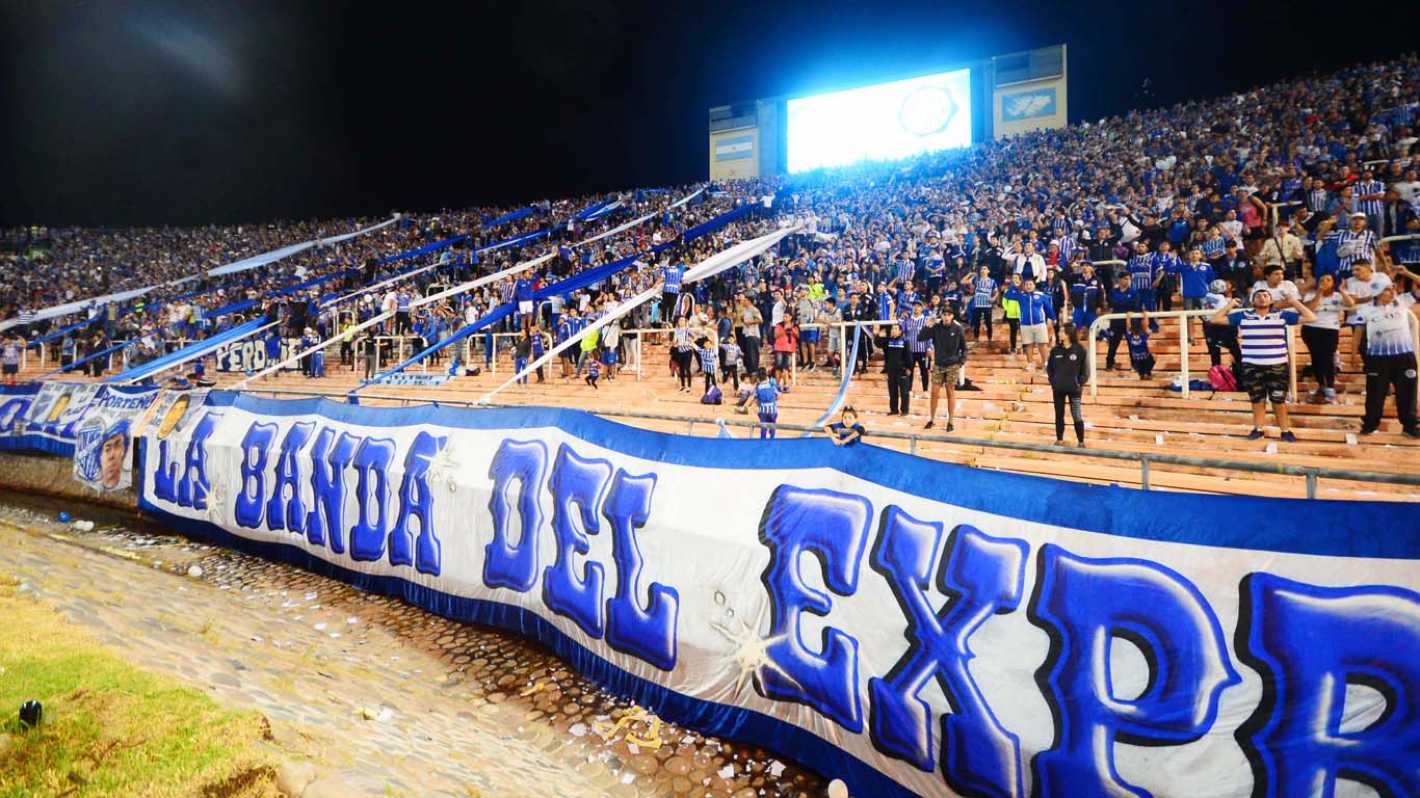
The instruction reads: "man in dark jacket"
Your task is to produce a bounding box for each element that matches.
[918,305,967,431]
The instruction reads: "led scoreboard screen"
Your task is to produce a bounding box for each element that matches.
[787,68,972,173]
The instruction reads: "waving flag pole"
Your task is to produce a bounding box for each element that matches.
[230,253,555,389]
[234,185,708,390]
[109,246,461,386]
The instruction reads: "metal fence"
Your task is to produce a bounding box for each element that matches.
[242,386,1420,500]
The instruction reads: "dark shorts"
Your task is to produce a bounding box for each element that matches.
[1,363,16,375]
[1242,362,1288,404]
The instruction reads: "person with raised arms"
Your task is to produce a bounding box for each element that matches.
[1209,287,1316,442]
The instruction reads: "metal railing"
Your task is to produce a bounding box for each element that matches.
[1087,309,1223,400]
[239,385,1420,500]
[1088,306,1420,401]
[460,331,553,375]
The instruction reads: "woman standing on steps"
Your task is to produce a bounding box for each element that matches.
[1046,324,1089,447]
[1301,273,1352,403]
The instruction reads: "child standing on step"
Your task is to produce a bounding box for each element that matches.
[696,337,719,395]
[721,337,741,391]
[1126,311,1155,379]
[752,368,781,439]
[585,355,601,390]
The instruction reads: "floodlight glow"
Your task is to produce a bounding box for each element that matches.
[787,68,971,173]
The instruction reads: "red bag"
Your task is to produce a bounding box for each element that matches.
[1209,364,1238,392]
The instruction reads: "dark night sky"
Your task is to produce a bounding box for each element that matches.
[1,0,1415,227]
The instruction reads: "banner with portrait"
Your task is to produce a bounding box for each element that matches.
[71,385,159,492]
[11,381,103,455]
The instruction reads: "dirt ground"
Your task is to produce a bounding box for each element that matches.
[0,497,827,798]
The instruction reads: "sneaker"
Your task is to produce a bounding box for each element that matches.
[1280,431,1297,443]
[1246,428,1265,440]
[946,421,954,432]
[924,420,934,430]
[1359,426,1378,436]
[1076,440,1087,448]
[1054,439,1065,447]
[1405,428,1420,439]
[1323,388,1336,402]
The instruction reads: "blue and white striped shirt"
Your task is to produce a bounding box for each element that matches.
[1229,309,1300,366]
[901,315,929,353]
[754,379,780,414]
[1306,188,1329,212]
[1355,180,1386,215]
[1336,229,1377,275]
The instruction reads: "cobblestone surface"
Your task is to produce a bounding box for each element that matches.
[0,497,827,798]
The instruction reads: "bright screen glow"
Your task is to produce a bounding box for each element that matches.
[787,68,972,173]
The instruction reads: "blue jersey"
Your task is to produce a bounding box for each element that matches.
[1108,286,1140,313]
[1127,332,1152,362]
[1169,261,1216,298]
[973,277,996,308]
[754,379,780,411]
[1004,288,1056,326]
[895,290,920,317]
[663,264,684,293]
[1152,253,1181,286]
[514,278,534,302]
[1069,278,1102,313]
[942,289,964,316]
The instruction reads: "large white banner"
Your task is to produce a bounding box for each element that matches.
[136,392,1420,798]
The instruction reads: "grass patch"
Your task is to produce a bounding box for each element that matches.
[0,579,278,797]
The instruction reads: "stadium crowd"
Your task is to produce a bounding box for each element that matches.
[3,54,1418,439]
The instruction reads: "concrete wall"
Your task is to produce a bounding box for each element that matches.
[0,451,136,510]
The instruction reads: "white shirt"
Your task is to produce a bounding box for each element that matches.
[1302,291,1345,330]
[1249,279,1300,304]
[1220,220,1244,243]
[1013,253,1046,281]
[1343,273,1393,324]
[1353,301,1416,355]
